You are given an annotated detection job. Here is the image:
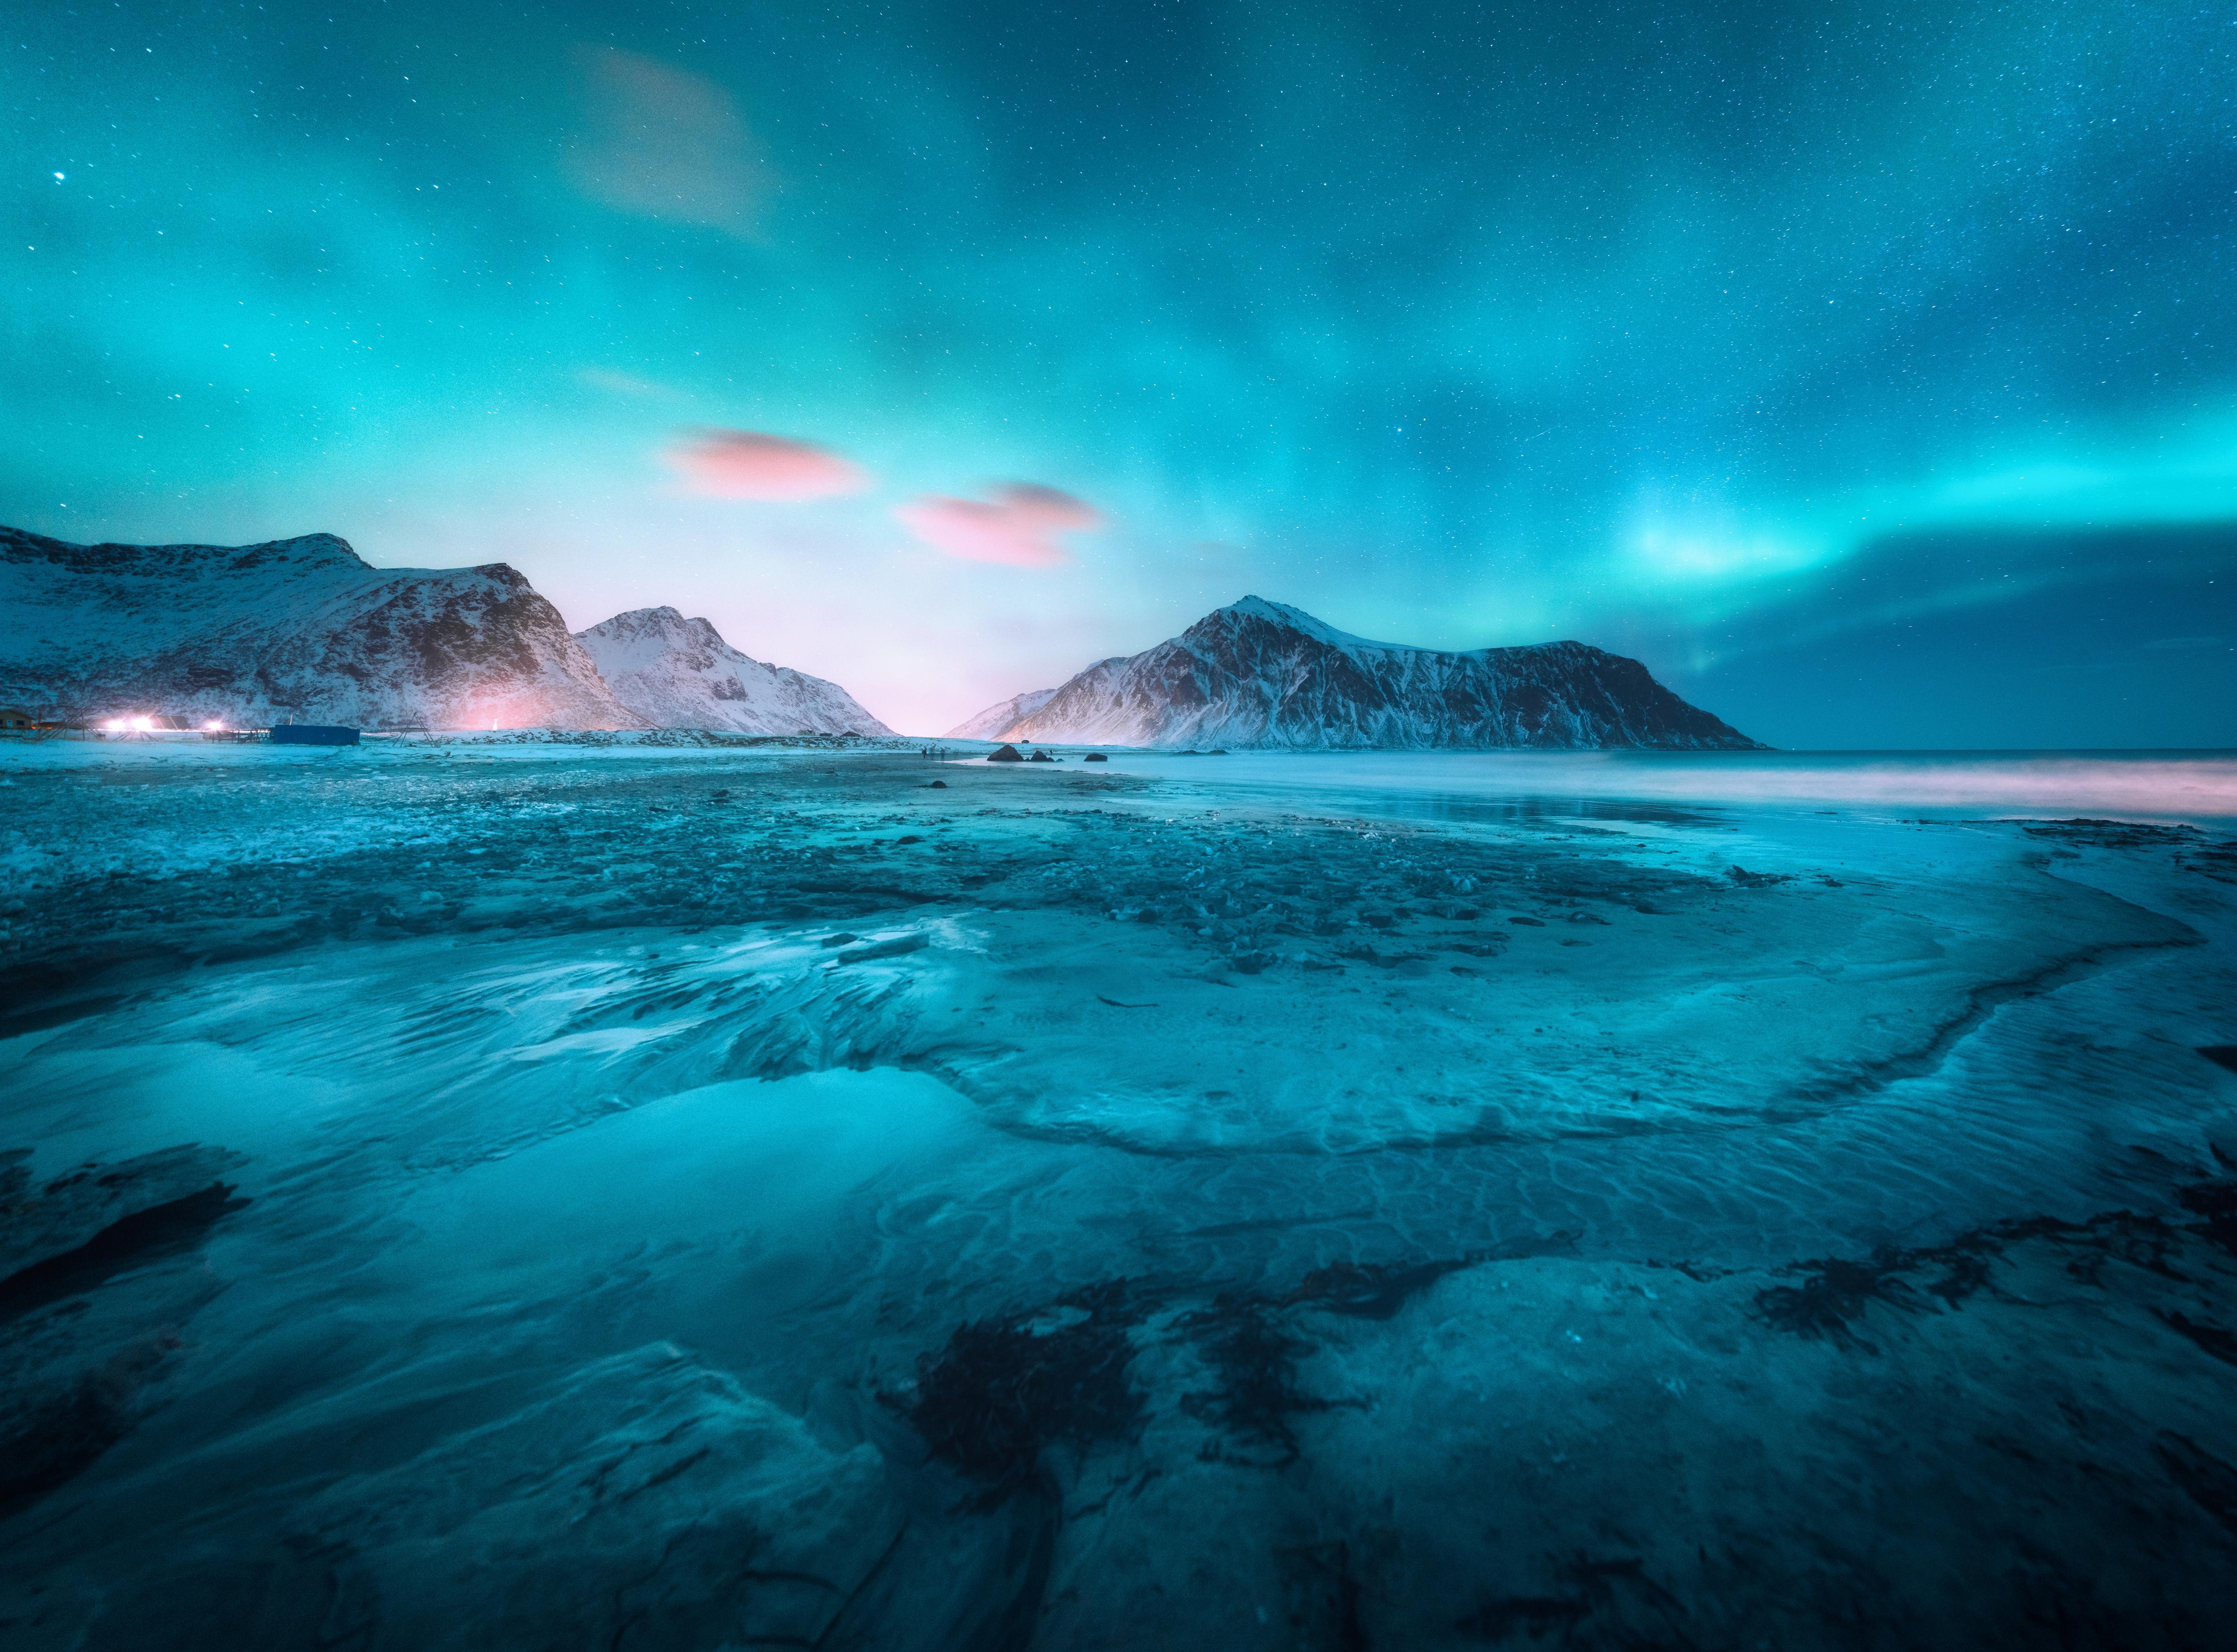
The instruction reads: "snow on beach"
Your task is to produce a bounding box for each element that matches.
[4,740,2236,1648]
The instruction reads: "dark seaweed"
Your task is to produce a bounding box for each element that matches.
[896,1247,1566,1485]
[1180,1292,1343,1465]
[1178,1258,1476,1460]
[1753,1253,1918,1346]
[887,1281,1145,1505]
[1753,1208,2194,1345]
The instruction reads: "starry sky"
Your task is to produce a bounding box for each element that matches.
[6,0,2234,744]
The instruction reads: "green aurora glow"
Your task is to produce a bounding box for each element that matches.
[6,0,2233,741]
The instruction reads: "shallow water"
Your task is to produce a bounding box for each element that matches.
[3,740,2235,1649]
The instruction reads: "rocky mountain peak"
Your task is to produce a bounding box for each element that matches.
[1190,595,1374,648]
[999,598,1762,750]
[574,608,891,736]
[1,525,639,729]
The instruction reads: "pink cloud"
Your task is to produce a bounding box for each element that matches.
[668,429,870,501]
[894,483,1103,568]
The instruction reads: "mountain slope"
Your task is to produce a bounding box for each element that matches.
[0,526,640,729]
[574,607,892,736]
[944,687,1056,740]
[1002,596,1763,749]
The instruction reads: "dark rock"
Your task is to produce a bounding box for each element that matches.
[1082,753,1107,762]
[986,744,1025,763]
[1,1144,247,1285]
[1507,915,1545,927]
[927,779,948,788]
[1028,750,1055,763]
[0,1182,246,1322]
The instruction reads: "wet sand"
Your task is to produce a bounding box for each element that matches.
[3,738,2234,1648]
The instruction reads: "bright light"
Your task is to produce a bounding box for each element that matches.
[131,715,155,732]
[103,719,124,732]
[203,719,223,731]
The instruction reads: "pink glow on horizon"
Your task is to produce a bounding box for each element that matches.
[667,429,871,501]
[895,483,1101,567]
[1231,752,2237,822]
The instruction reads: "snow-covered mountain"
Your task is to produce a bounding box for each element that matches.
[999,596,1764,749]
[0,526,641,729]
[574,607,892,736]
[944,687,1056,740]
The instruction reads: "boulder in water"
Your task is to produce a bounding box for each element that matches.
[986,744,1024,763]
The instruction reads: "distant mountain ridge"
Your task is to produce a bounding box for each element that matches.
[996,596,1763,750]
[575,607,891,736]
[0,526,639,729]
[945,687,1056,741]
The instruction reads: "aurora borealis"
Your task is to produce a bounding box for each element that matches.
[6,0,2234,742]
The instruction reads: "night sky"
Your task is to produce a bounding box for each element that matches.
[7,0,2235,743]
